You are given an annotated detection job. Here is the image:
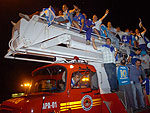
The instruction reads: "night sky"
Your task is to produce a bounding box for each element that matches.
[0,0,150,102]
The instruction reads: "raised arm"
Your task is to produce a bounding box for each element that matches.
[92,37,98,50]
[139,18,146,34]
[69,5,78,14]
[99,9,109,21]
[140,23,147,35]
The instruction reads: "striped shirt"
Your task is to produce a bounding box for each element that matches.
[97,46,115,63]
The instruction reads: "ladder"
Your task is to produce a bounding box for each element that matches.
[5,15,129,94]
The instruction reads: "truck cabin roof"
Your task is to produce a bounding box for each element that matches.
[32,63,96,77]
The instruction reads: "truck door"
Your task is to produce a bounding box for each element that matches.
[67,71,102,113]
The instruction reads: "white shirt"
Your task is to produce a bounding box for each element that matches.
[139,38,145,45]
[97,46,116,63]
[135,32,145,45]
[92,20,102,31]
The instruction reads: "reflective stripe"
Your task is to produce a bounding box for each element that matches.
[60,98,101,111]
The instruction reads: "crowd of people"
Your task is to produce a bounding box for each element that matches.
[18,4,150,112]
[57,4,150,111]
[53,4,150,50]
[92,37,150,111]
[54,4,150,111]
[18,4,150,50]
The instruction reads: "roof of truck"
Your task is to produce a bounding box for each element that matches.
[32,62,96,76]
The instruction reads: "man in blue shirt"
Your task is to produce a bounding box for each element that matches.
[72,7,86,32]
[117,59,133,109]
[121,29,132,45]
[82,13,95,45]
[72,7,93,45]
[118,60,130,86]
[82,13,95,29]
[122,35,132,44]
[56,4,77,25]
[127,48,142,65]
[127,59,145,110]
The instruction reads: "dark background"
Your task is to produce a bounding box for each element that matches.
[0,0,150,102]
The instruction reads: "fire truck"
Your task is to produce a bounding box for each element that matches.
[0,62,127,113]
[0,10,149,112]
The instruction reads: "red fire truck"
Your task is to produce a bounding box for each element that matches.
[2,8,150,113]
[0,62,127,113]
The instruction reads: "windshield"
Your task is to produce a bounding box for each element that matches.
[32,65,66,93]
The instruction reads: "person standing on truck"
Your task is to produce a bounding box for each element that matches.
[127,59,146,110]
[92,37,118,92]
[117,59,133,109]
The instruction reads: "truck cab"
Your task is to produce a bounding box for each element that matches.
[0,63,127,113]
[0,63,102,113]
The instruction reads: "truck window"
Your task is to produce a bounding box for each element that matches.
[32,66,67,93]
[71,71,91,89]
[71,71,99,89]
[90,72,99,90]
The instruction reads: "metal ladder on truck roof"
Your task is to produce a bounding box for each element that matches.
[5,15,109,63]
[5,15,130,94]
